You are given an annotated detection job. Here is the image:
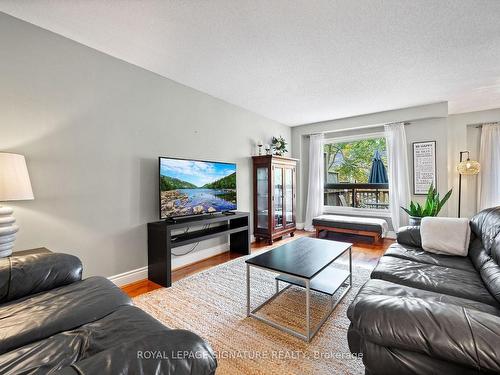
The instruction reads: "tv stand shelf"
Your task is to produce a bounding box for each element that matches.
[148,211,250,287]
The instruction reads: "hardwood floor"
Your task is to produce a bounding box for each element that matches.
[121,230,392,298]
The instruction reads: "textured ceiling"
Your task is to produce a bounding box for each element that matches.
[1,1,500,125]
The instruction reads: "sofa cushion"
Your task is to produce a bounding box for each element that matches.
[371,256,499,307]
[59,331,217,375]
[350,295,500,374]
[396,226,422,248]
[348,279,500,321]
[468,211,500,304]
[477,257,500,305]
[0,304,216,375]
[0,276,131,355]
[385,243,477,272]
[470,206,500,255]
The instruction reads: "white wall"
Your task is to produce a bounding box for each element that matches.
[447,108,500,218]
[0,13,290,278]
[291,102,449,229]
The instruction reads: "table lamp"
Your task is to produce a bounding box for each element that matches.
[0,153,34,257]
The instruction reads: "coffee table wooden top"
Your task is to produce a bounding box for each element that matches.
[246,237,352,279]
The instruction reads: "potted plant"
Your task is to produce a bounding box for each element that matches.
[271,136,288,156]
[401,184,452,226]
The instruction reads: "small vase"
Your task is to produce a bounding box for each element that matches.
[409,216,422,226]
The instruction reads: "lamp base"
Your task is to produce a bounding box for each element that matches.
[0,206,19,258]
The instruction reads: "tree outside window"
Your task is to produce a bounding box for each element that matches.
[324,137,389,210]
[324,138,387,183]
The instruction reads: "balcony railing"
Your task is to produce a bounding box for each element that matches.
[324,183,389,210]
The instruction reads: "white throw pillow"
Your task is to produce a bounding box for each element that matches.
[420,217,471,256]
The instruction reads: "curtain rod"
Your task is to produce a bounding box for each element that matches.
[466,121,499,129]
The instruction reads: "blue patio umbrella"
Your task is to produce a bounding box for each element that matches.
[368,150,388,183]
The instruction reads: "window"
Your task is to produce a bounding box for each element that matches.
[323,135,389,211]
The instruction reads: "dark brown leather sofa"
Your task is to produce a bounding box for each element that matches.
[0,251,217,374]
[348,206,500,374]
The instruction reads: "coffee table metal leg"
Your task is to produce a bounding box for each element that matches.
[276,279,279,294]
[349,246,352,286]
[246,263,250,317]
[305,279,311,341]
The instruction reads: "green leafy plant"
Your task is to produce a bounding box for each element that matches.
[401,184,452,217]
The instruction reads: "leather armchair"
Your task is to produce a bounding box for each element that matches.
[0,250,217,374]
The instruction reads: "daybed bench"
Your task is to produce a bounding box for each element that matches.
[313,214,388,243]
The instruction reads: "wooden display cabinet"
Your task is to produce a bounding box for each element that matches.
[252,155,298,244]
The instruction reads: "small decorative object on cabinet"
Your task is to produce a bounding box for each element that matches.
[271,136,288,156]
[257,140,264,155]
[252,155,298,244]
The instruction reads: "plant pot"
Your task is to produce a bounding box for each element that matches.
[409,216,422,226]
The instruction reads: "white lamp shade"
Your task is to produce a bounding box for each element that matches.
[0,153,34,201]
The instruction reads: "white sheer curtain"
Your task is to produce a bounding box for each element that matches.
[304,133,324,231]
[384,123,410,230]
[478,123,500,211]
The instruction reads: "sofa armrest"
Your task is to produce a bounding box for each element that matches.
[396,226,422,247]
[350,295,500,372]
[0,252,82,303]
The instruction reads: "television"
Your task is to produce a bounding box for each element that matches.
[159,157,237,219]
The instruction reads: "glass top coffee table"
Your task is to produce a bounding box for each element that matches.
[246,237,352,342]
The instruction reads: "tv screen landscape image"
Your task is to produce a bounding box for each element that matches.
[159,157,237,219]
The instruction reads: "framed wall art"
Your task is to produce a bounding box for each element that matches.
[413,141,436,195]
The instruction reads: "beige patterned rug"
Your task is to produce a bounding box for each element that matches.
[134,248,371,375]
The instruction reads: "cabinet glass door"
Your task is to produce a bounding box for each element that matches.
[256,167,269,229]
[285,168,294,226]
[274,167,284,228]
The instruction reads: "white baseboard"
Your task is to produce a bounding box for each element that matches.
[171,244,227,270]
[109,244,229,287]
[109,266,148,287]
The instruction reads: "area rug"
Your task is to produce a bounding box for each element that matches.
[134,248,372,375]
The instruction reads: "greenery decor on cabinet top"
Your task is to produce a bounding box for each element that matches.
[271,136,287,156]
[401,184,452,218]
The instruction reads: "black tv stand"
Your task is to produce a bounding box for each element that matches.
[148,211,250,287]
[166,211,237,224]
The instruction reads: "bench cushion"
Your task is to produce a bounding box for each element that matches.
[313,214,388,236]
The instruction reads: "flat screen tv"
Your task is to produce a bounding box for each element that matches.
[159,157,237,219]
